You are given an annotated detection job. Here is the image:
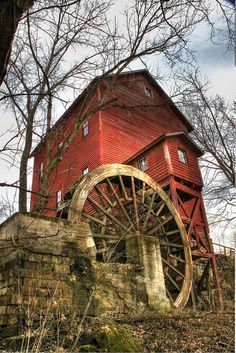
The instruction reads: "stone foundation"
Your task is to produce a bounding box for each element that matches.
[0,213,169,337]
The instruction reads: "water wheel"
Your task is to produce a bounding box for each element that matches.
[68,164,192,308]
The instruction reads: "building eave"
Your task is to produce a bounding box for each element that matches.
[125,132,204,164]
[30,69,194,157]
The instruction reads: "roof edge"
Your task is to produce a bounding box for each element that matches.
[125,132,204,164]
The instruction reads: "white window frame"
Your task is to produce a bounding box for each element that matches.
[56,190,62,206]
[58,141,63,159]
[138,157,149,171]
[82,121,89,137]
[39,162,44,178]
[178,148,188,164]
[144,87,153,98]
[82,167,89,176]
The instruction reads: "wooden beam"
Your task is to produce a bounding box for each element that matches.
[118,174,129,201]
[106,177,133,228]
[131,176,140,232]
[143,191,156,229]
[147,214,173,235]
[87,195,129,232]
[94,184,114,208]
[187,198,201,240]
[160,242,184,248]
[81,211,106,225]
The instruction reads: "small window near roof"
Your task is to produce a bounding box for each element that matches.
[138,157,149,171]
[58,142,63,159]
[82,121,89,137]
[56,190,62,206]
[82,167,89,176]
[144,87,153,98]
[178,149,188,164]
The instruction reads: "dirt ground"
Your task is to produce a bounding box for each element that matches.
[119,311,235,353]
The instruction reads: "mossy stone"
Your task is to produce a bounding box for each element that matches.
[95,325,142,352]
[79,344,97,352]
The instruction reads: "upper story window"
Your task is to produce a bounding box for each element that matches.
[138,157,149,171]
[144,87,153,98]
[39,162,44,178]
[82,121,89,137]
[178,148,188,164]
[56,190,62,206]
[58,141,63,159]
[82,166,89,176]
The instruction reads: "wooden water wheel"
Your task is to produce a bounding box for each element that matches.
[68,164,192,308]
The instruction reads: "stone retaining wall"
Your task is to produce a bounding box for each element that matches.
[0,213,169,337]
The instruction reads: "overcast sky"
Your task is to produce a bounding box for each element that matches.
[0,1,235,244]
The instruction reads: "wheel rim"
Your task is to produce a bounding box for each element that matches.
[68,164,192,308]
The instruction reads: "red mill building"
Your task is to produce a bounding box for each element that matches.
[30,70,222,309]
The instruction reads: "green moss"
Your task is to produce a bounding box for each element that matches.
[216,254,235,300]
[95,325,142,352]
[79,344,97,352]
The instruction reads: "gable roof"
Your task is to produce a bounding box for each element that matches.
[125,131,204,164]
[30,69,193,157]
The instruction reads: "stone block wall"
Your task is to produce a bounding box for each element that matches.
[0,213,169,337]
[0,213,96,336]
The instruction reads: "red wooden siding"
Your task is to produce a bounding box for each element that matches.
[31,112,102,216]
[129,143,168,183]
[167,137,203,186]
[30,71,201,219]
[101,74,189,164]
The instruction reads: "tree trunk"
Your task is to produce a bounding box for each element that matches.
[0,0,34,85]
[19,115,33,212]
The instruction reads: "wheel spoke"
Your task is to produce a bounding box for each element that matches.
[160,242,184,248]
[106,177,133,228]
[81,211,106,225]
[131,176,140,231]
[94,184,114,208]
[118,174,129,201]
[162,257,185,278]
[166,287,174,303]
[141,182,146,204]
[143,191,156,229]
[68,164,192,309]
[165,271,181,291]
[146,214,173,235]
[155,201,165,217]
[87,195,129,232]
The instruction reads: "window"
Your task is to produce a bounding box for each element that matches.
[39,162,44,178]
[82,121,89,137]
[144,87,153,98]
[58,141,63,159]
[56,190,62,206]
[178,149,188,164]
[82,167,89,176]
[138,157,149,171]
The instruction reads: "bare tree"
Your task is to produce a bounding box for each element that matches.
[0,0,34,85]
[0,0,208,212]
[0,1,90,85]
[0,0,234,214]
[173,69,236,230]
